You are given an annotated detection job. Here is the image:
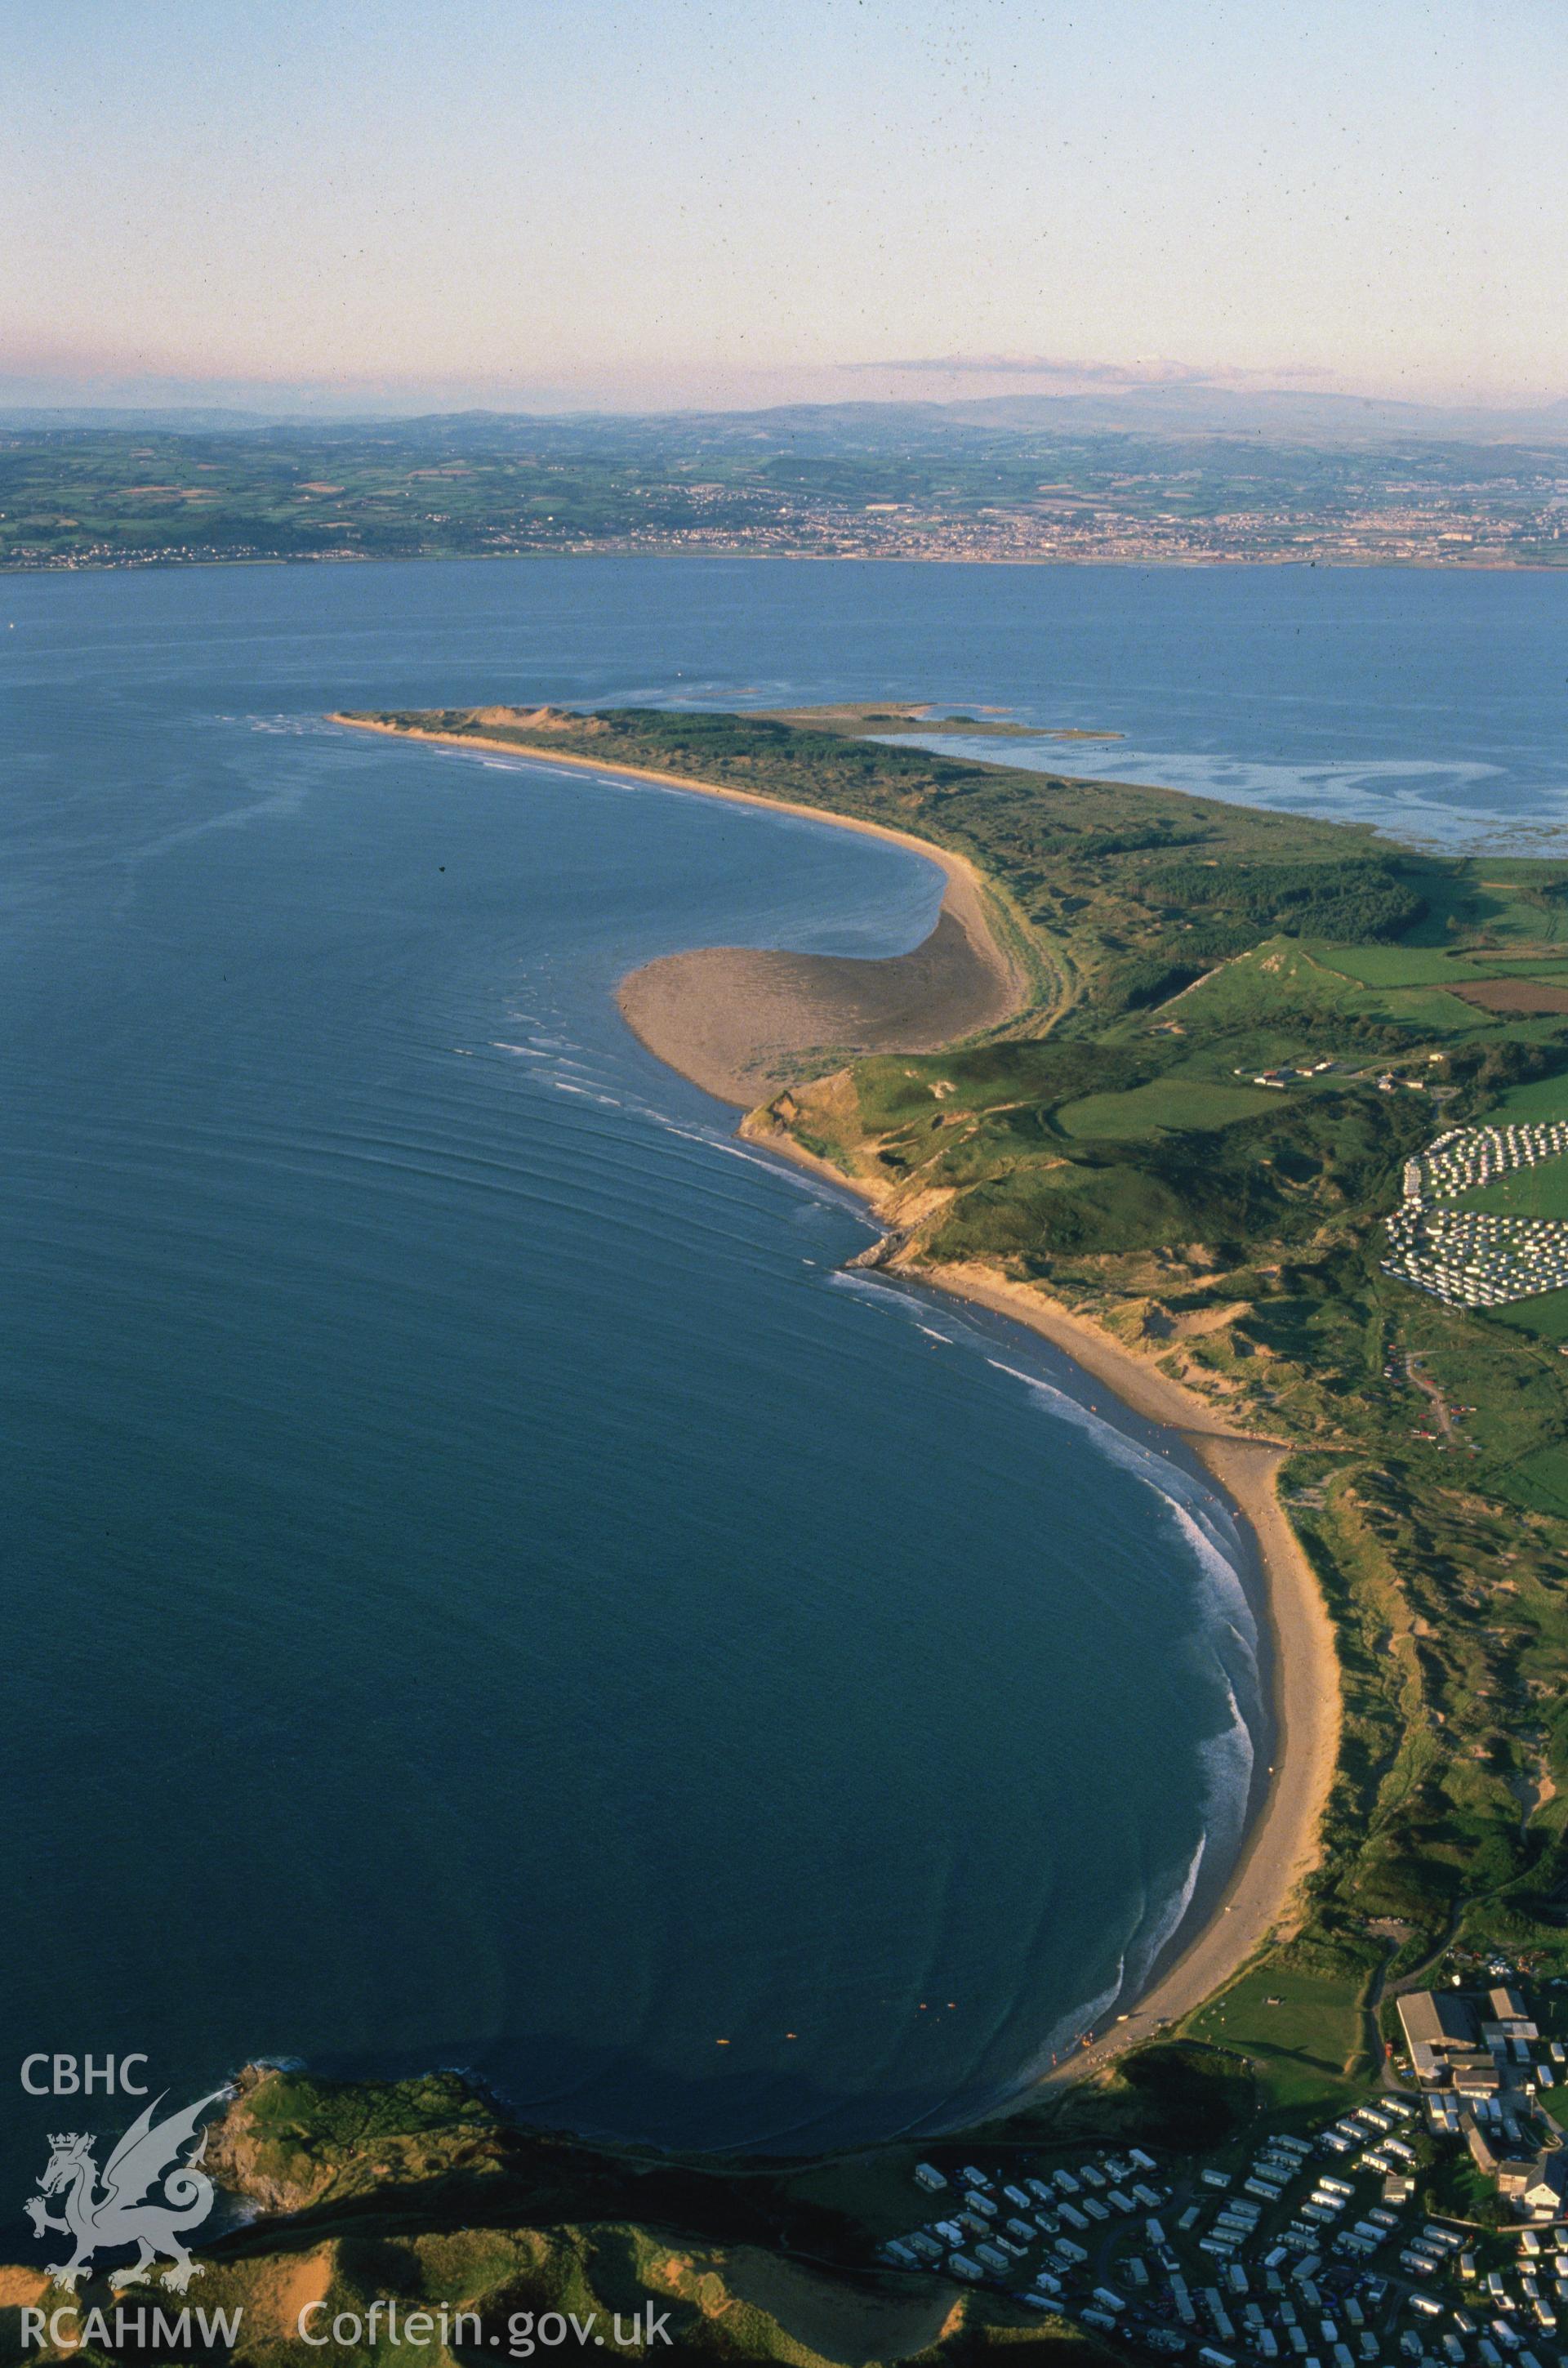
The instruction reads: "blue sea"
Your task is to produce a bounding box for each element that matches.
[1,557,1559,2203]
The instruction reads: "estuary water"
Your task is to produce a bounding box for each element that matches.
[1,556,1555,2196]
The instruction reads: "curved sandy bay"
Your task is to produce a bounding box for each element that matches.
[334,711,1341,2091]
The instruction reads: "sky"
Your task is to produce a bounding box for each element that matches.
[4,0,1566,416]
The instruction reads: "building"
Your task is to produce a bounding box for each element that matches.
[1484,1984,1539,2043]
[1397,1991,1478,2067]
[1483,2018,1540,2048]
[1498,2151,1568,2222]
[1447,2047,1502,2097]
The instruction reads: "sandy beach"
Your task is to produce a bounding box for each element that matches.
[885,1260,1340,2084]
[336,707,1341,2081]
[734,1113,1341,2085]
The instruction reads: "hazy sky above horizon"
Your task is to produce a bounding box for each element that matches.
[7,0,1566,413]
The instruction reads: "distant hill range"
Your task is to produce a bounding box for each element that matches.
[4,386,1568,447]
[938,384,1568,445]
[0,404,281,433]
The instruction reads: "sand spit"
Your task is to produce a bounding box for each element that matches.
[617,908,1013,1104]
[329,713,1028,1102]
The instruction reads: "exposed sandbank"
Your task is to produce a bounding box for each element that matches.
[330,713,1028,1102]
[617,910,1013,1103]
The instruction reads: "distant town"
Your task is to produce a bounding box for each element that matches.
[7,407,1568,572]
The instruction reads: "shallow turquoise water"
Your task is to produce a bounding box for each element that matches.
[4,553,1548,2191]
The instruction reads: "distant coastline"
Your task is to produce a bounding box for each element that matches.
[334,708,1343,2087]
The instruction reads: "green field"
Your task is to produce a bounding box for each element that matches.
[1312,944,1491,987]
[1157,938,1486,1041]
[1459,1157,1568,1219]
[1498,1441,1568,1513]
[1057,1078,1282,1138]
[1494,1073,1568,1122]
[1311,944,1568,986]
[1489,1289,1568,1342]
[1181,1959,1369,2116]
[1400,859,1568,948]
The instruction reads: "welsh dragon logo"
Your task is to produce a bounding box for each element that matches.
[25,2089,229,2292]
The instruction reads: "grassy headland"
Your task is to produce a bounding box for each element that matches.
[0,2064,1101,2366]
